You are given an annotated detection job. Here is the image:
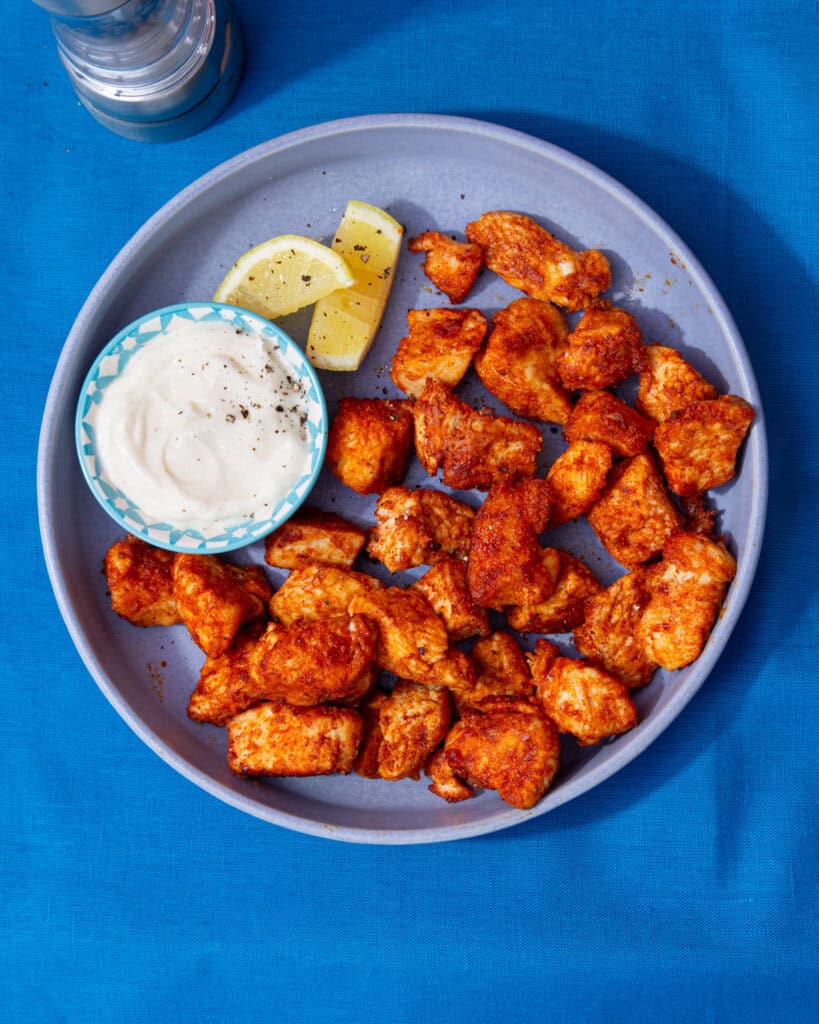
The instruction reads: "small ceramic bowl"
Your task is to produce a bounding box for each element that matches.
[75,302,328,554]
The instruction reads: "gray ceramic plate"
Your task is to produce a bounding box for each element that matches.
[38,114,767,844]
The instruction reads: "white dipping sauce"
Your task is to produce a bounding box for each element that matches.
[95,319,312,528]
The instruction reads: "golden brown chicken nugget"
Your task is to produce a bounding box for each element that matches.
[587,453,684,569]
[263,507,366,570]
[507,549,603,634]
[467,477,555,609]
[248,614,376,706]
[377,681,452,781]
[413,557,490,642]
[104,535,180,627]
[574,568,657,688]
[349,586,450,682]
[653,396,755,496]
[636,344,718,423]
[354,690,388,778]
[640,531,736,670]
[559,307,647,391]
[227,702,363,777]
[530,641,638,746]
[390,307,487,397]
[441,696,561,809]
[187,623,266,726]
[452,631,534,712]
[425,748,474,803]
[563,390,655,458]
[465,211,610,312]
[327,397,414,495]
[413,379,543,491]
[424,648,479,692]
[270,564,382,626]
[473,298,573,424]
[546,440,613,526]
[173,554,269,658]
[408,231,484,304]
[366,486,476,573]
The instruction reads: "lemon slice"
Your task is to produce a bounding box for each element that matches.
[306,201,403,370]
[213,234,355,319]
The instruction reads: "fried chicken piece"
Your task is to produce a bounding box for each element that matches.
[465,210,610,312]
[349,586,450,682]
[563,390,655,458]
[354,690,388,778]
[366,486,476,573]
[408,231,484,303]
[248,614,377,706]
[327,397,414,495]
[173,554,270,657]
[559,308,647,391]
[187,623,266,725]
[390,307,487,397]
[227,701,363,777]
[574,568,657,688]
[269,563,382,626]
[640,531,736,670]
[425,748,474,803]
[413,379,543,490]
[374,681,452,781]
[473,298,572,424]
[529,639,638,746]
[104,535,180,627]
[636,344,718,423]
[413,557,490,641]
[467,477,554,609]
[587,453,684,569]
[507,548,602,634]
[440,696,561,809]
[451,632,534,712]
[653,396,755,496]
[545,440,613,526]
[424,647,478,692]
[263,507,366,570]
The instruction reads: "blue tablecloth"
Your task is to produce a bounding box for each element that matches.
[3,1,817,1019]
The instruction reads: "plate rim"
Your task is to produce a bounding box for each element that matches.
[37,113,769,844]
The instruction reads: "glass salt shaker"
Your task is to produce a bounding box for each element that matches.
[33,0,243,142]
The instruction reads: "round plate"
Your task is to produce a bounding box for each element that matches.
[38,114,767,844]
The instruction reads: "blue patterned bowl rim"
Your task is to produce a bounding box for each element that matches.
[74,302,328,554]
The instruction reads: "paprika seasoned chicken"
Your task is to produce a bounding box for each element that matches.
[412,557,490,642]
[636,344,718,423]
[506,548,602,634]
[356,681,451,781]
[545,440,613,527]
[263,507,366,570]
[390,307,488,397]
[104,534,180,627]
[563,390,654,458]
[269,564,382,626]
[327,397,414,495]
[366,486,476,573]
[559,307,647,391]
[408,231,484,304]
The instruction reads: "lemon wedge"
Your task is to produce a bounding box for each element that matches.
[306,201,403,371]
[213,234,355,319]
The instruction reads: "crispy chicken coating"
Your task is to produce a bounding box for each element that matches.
[412,557,490,641]
[366,486,476,573]
[248,614,377,706]
[349,586,450,683]
[327,397,414,495]
[440,696,561,809]
[269,564,382,626]
[473,298,572,424]
[425,748,474,802]
[374,681,452,781]
[227,701,363,777]
[467,477,554,609]
[104,535,180,627]
[187,623,266,726]
[353,690,388,778]
[452,631,534,711]
[563,390,655,458]
[424,648,478,692]
[465,210,610,312]
[640,531,736,670]
[507,548,602,634]
[173,554,270,657]
[574,568,657,688]
[390,307,487,397]
[559,308,647,391]
[546,440,613,526]
[529,639,638,746]
[587,453,684,569]
[413,379,543,490]
[408,231,484,303]
[653,396,755,496]
[263,507,366,570]
[636,344,718,422]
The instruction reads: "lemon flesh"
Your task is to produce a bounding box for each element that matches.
[213,234,355,319]
[307,201,403,371]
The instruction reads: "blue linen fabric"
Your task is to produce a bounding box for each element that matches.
[2,1,817,1020]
